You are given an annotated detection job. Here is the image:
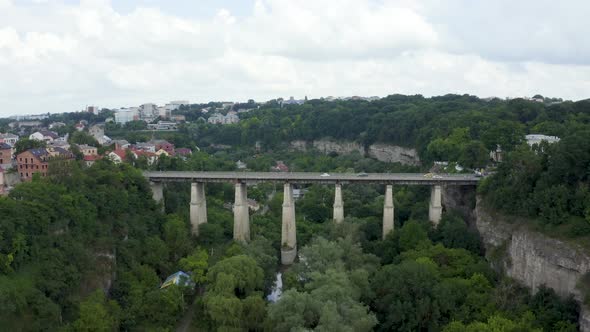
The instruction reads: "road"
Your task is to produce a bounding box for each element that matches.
[144,171,480,186]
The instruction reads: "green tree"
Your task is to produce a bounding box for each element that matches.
[14,138,46,154]
[179,247,209,285]
[70,290,121,331]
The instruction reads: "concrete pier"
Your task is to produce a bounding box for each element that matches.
[382,184,394,239]
[281,183,297,265]
[333,183,344,223]
[233,182,250,242]
[429,185,443,226]
[150,182,164,210]
[190,182,207,236]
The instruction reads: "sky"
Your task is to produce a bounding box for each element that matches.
[0,0,589,116]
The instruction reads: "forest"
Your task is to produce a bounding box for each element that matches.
[0,154,582,331]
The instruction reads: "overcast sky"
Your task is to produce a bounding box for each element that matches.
[1,0,589,116]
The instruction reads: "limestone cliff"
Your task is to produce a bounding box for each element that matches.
[474,198,590,331]
[367,143,421,166]
[289,139,420,166]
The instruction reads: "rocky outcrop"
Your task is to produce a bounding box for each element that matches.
[475,198,590,331]
[312,139,365,156]
[289,139,420,166]
[367,143,421,166]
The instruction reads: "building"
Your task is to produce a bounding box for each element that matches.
[15,148,74,180]
[170,115,186,122]
[89,125,110,145]
[135,142,156,153]
[75,123,85,131]
[9,120,42,129]
[132,149,157,165]
[282,96,305,105]
[489,145,503,163]
[86,106,99,114]
[29,130,58,142]
[157,106,169,119]
[49,122,66,129]
[16,148,49,180]
[9,114,48,121]
[139,103,158,121]
[526,134,560,146]
[83,155,100,167]
[147,121,178,131]
[0,143,13,169]
[150,139,175,154]
[77,144,98,156]
[108,150,128,164]
[207,112,239,125]
[0,133,19,146]
[114,108,139,124]
[111,140,130,150]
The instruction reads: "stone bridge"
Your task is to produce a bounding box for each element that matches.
[144,171,480,264]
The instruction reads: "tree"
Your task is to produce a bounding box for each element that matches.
[443,313,541,332]
[206,255,264,296]
[179,247,209,285]
[459,140,489,169]
[398,220,430,251]
[70,290,121,331]
[371,259,441,331]
[163,215,191,261]
[14,138,46,155]
[69,131,99,146]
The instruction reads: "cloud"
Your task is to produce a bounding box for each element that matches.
[0,0,588,116]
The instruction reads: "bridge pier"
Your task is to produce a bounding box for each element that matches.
[333,183,344,223]
[383,184,394,239]
[429,185,443,226]
[190,182,207,236]
[150,182,164,210]
[233,182,250,242]
[281,183,297,265]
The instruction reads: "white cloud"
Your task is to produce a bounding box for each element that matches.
[0,0,588,116]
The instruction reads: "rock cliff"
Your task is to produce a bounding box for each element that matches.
[289,139,420,166]
[474,198,590,331]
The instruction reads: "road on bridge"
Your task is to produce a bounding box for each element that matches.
[144,171,480,185]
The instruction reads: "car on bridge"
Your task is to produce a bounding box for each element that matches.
[320,173,330,177]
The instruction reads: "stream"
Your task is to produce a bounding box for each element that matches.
[266,272,283,302]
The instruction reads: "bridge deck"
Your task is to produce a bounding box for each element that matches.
[144,171,480,185]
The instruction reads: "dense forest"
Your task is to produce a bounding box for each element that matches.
[1,94,589,330]
[0,154,582,330]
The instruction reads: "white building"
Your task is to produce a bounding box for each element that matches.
[114,108,139,124]
[0,133,19,146]
[208,112,239,125]
[139,103,158,121]
[166,100,189,112]
[157,106,170,119]
[29,130,58,142]
[526,134,560,146]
